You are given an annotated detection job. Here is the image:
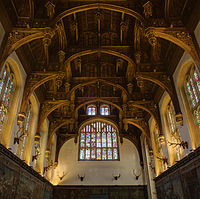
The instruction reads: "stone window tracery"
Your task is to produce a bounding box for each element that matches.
[79,121,119,161]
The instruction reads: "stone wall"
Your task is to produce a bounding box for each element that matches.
[0,144,53,199]
[155,147,200,199]
[53,138,144,186]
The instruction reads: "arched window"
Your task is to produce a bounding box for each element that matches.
[166,100,182,161]
[153,126,166,172]
[184,67,200,128]
[150,119,166,176]
[0,64,15,137]
[16,101,32,159]
[79,121,119,161]
[100,105,110,115]
[87,105,96,115]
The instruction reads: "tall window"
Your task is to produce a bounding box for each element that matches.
[17,102,32,159]
[0,65,15,137]
[153,125,166,172]
[87,105,96,115]
[100,105,110,115]
[166,101,182,160]
[185,67,200,128]
[79,121,119,161]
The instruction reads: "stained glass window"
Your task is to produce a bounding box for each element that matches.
[166,101,182,161]
[152,125,166,172]
[100,105,110,115]
[0,65,15,137]
[79,121,119,161]
[87,105,96,115]
[17,102,32,159]
[185,66,200,128]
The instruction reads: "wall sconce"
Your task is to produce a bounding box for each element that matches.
[113,173,120,180]
[78,174,85,181]
[132,169,141,180]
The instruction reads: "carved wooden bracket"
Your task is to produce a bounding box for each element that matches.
[128,100,163,136]
[123,118,151,147]
[0,27,55,70]
[136,71,182,119]
[145,27,200,70]
[18,71,65,124]
[35,100,70,139]
[46,119,72,150]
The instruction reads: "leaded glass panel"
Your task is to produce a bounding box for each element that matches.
[0,65,15,137]
[185,67,200,128]
[79,121,119,161]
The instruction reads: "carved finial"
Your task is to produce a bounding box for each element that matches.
[74,57,81,73]
[116,59,123,73]
[58,50,65,64]
[65,82,70,93]
[127,83,133,94]
[45,1,55,19]
[143,1,153,18]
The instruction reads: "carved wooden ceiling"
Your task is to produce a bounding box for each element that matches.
[0,0,198,151]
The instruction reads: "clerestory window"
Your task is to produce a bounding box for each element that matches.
[87,105,96,115]
[100,105,110,115]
